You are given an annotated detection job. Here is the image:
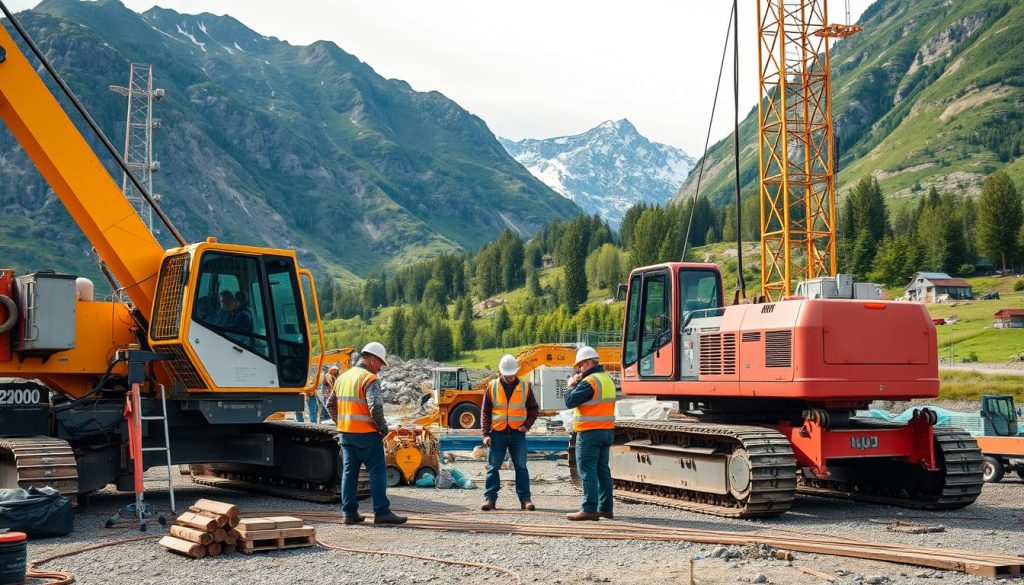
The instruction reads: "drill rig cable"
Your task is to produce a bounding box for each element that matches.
[681,4,734,262]
[731,0,746,299]
[0,1,186,246]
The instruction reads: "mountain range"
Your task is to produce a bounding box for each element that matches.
[675,0,1024,207]
[500,119,693,226]
[0,0,580,284]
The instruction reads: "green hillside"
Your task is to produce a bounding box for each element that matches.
[676,0,1024,205]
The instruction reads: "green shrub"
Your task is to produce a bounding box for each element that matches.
[1014,280,1024,292]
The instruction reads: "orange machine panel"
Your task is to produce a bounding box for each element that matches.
[976,436,1024,457]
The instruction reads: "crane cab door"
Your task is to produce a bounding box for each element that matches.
[622,268,675,379]
[148,246,312,392]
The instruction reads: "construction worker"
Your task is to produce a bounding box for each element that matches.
[480,354,539,511]
[299,364,338,424]
[326,342,407,525]
[563,346,616,521]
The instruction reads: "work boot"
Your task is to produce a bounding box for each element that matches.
[566,510,601,521]
[521,500,536,511]
[598,510,614,520]
[373,512,408,525]
[343,513,366,525]
[481,500,496,511]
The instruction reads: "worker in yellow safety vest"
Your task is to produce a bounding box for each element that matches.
[563,345,616,521]
[326,342,406,525]
[480,354,539,511]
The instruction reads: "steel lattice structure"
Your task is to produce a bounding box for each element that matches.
[756,0,859,300]
[110,64,163,234]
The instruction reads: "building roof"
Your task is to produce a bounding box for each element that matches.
[916,272,951,280]
[929,278,972,288]
[995,309,1024,318]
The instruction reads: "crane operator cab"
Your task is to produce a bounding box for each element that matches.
[149,242,321,393]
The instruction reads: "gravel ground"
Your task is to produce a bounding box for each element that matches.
[23,459,1024,585]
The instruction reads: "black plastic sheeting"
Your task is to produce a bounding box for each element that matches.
[0,486,73,538]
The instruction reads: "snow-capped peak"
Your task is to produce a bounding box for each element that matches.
[500,119,694,227]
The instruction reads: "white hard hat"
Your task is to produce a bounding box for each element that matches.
[498,354,519,376]
[361,342,388,366]
[574,346,599,366]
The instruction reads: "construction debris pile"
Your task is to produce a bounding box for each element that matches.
[380,356,492,406]
[159,499,314,558]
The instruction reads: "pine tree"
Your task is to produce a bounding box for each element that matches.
[528,269,543,297]
[976,171,1023,271]
[493,306,512,341]
[385,307,407,358]
[560,223,588,311]
[459,308,475,352]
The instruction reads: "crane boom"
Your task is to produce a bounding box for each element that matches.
[0,23,164,314]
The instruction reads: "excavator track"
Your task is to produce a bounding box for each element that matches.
[571,420,798,518]
[0,436,79,505]
[190,421,369,503]
[798,425,984,510]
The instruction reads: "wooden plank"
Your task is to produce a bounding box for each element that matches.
[212,528,227,543]
[190,499,240,518]
[174,512,217,532]
[237,518,276,531]
[237,527,315,541]
[169,525,213,546]
[159,535,206,559]
[264,516,303,529]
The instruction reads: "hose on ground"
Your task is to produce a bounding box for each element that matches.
[27,535,160,584]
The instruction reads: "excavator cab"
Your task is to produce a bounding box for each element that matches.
[981,395,1019,436]
[148,242,323,393]
[621,263,724,382]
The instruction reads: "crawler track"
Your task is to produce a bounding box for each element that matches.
[0,436,79,504]
[798,426,984,509]
[190,422,369,502]
[571,420,798,518]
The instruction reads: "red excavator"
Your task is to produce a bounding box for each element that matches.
[596,265,982,518]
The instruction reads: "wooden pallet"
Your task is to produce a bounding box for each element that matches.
[235,516,316,554]
[239,534,316,554]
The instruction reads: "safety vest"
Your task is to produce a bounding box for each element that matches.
[334,366,377,433]
[573,372,616,432]
[489,378,529,431]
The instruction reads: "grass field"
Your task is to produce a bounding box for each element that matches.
[449,346,526,370]
[939,370,1024,401]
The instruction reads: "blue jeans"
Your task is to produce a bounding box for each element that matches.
[339,432,391,518]
[296,394,320,423]
[575,429,614,513]
[484,431,531,503]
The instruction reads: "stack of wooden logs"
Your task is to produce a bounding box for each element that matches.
[159,499,241,559]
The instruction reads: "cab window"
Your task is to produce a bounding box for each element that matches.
[192,253,269,358]
[679,270,722,316]
[264,256,309,387]
[622,275,642,366]
[639,272,670,360]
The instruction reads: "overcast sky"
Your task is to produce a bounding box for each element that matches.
[8,0,875,154]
